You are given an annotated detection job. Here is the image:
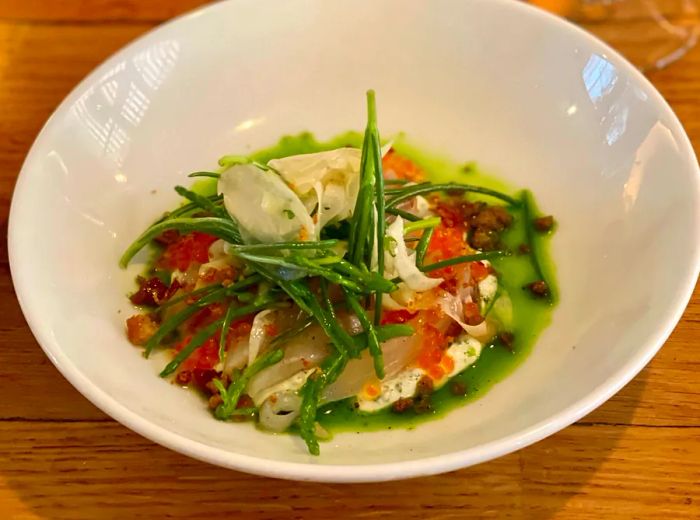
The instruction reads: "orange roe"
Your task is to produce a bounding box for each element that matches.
[363,383,380,399]
[160,231,217,272]
[470,261,490,282]
[424,224,470,284]
[440,354,455,374]
[416,323,450,376]
[175,334,220,372]
[380,309,417,325]
[382,150,425,182]
[427,365,446,380]
[426,225,466,261]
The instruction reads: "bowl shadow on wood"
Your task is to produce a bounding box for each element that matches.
[1,368,646,520]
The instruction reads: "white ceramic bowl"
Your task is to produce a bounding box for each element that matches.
[9,0,700,482]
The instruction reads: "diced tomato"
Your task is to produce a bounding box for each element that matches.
[160,232,218,272]
[382,150,425,182]
[380,309,417,325]
[470,261,490,283]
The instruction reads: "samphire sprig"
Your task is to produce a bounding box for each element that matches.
[296,90,389,454]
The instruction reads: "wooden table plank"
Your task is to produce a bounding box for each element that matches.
[0,422,697,520]
[0,3,698,518]
[1,0,694,24]
[0,0,207,23]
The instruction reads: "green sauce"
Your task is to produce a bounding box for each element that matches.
[192,132,558,433]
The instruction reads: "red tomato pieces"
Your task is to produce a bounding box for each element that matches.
[424,225,469,283]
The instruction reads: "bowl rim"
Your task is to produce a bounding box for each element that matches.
[8,0,700,482]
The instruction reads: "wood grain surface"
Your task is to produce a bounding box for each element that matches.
[0,2,698,519]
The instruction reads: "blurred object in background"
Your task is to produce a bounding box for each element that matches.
[528,0,700,71]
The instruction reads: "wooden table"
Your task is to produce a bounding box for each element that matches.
[0,2,698,518]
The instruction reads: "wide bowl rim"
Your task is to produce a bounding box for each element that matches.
[8,0,700,482]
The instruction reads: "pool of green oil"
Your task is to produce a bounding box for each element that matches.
[192,131,558,433]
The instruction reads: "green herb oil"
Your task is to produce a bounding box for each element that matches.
[188,132,558,432]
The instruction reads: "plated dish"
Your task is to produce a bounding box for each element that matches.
[121,92,557,454]
[9,0,698,481]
